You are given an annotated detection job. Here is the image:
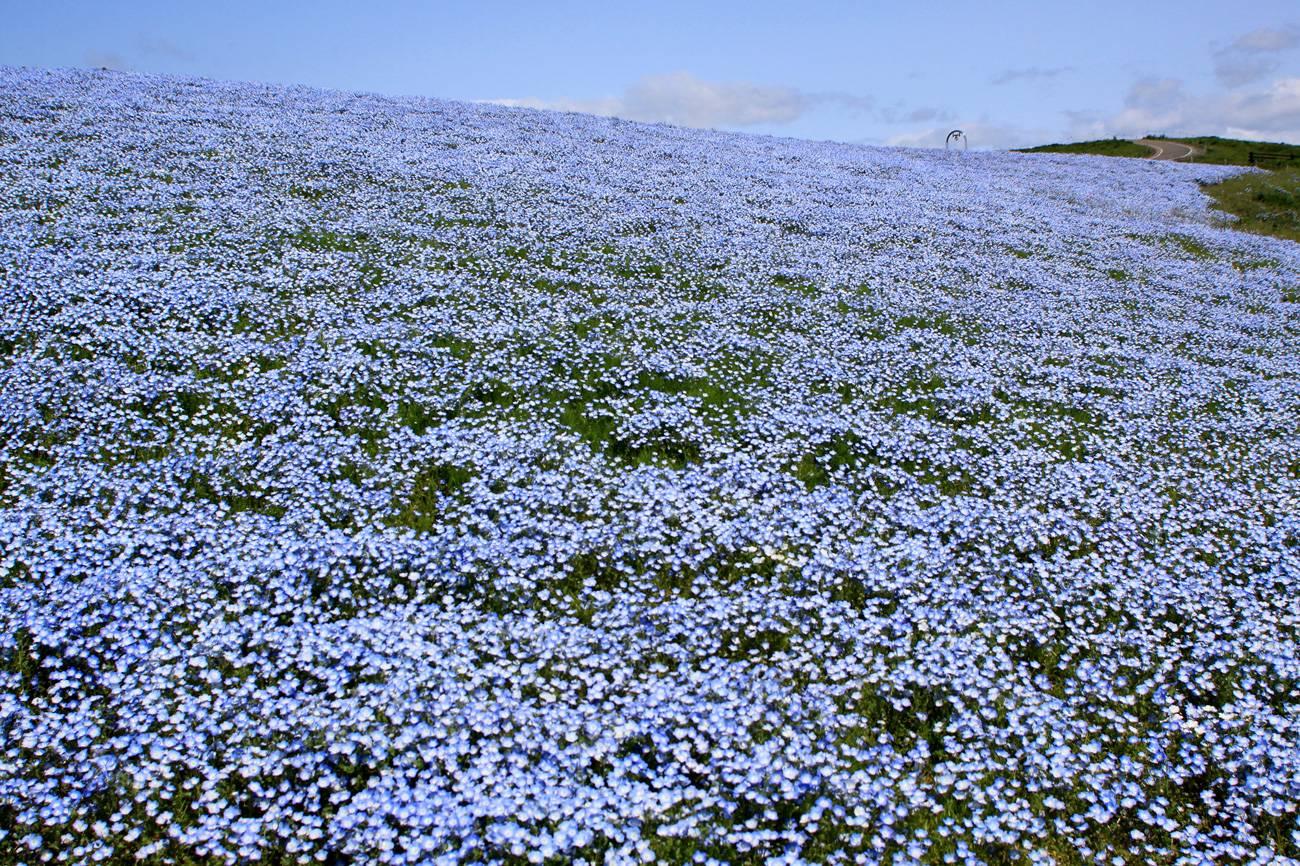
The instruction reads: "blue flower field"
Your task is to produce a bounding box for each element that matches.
[1,67,1299,865]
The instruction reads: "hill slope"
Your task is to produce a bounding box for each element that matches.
[1017,134,1300,168]
[2,67,1299,864]
[1145,135,1300,166]
[1014,138,1153,158]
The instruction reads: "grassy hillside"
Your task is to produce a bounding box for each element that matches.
[1014,138,1151,158]
[1019,135,1300,167]
[1204,167,1300,243]
[1148,134,1300,167]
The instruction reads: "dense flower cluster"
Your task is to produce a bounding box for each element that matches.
[1,65,1299,865]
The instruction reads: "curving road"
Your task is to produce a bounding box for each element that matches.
[1134,138,1197,161]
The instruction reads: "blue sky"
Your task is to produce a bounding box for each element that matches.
[3,0,1299,147]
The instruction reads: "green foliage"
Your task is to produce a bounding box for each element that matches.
[4,627,47,698]
[551,361,756,470]
[186,473,287,518]
[839,682,954,755]
[287,227,364,252]
[1170,235,1217,260]
[772,272,817,295]
[718,626,791,660]
[636,370,744,412]
[386,461,474,532]
[287,184,330,201]
[793,432,863,490]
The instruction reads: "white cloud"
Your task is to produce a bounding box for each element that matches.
[490,95,624,116]
[621,72,809,126]
[489,72,870,129]
[1068,77,1189,140]
[1067,76,1300,143]
[1217,77,1300,139]
[1125,77,1185,112]
[1213,24,1299,87]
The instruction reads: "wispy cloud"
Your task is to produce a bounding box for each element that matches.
[878,104,953,124]
[1213,24,1300,87]
[83,35,192,74]
[990,66,1074,86]
[136,35,193,62]
[490,72,870,129]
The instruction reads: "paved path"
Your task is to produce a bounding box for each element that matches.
[1134,139,1198,161]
